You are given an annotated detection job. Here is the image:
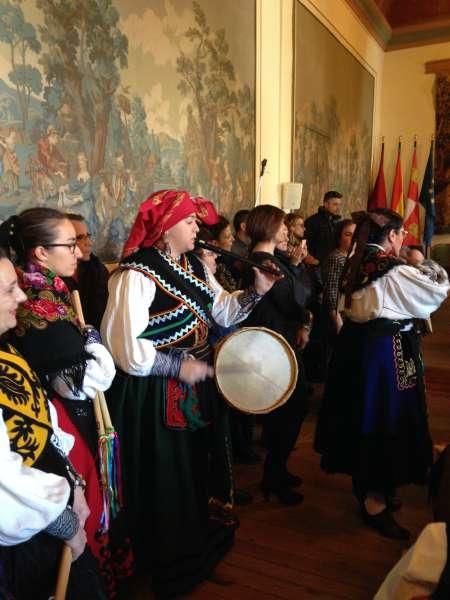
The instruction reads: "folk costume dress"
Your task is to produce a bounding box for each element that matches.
[101,190,263,598]
[315,245,449,496]
[0,340,106,600]
[9,262,133,597]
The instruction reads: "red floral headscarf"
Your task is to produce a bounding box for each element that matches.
[122,189,219,259]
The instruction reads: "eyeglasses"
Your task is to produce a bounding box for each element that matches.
[76,233,92,241]
[44,243,78,254]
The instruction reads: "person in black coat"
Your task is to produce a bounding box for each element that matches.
[242,205,313,506]
[304,190,342,266]
[63,214,109,330]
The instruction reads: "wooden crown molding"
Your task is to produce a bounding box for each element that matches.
[425,59,450,75]
[345,0,450,51]
[388,18,450,51]
[344,0,391,49]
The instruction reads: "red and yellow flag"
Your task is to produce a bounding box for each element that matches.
[403,144,420,245]
[391,142,404,216]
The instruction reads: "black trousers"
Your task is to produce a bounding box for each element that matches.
[262,354,309,487]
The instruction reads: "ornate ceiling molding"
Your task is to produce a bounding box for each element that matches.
[344,0,450,51]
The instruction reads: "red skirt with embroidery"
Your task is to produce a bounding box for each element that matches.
[52,398,134,598]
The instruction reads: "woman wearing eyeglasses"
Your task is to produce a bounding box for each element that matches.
[315,208,449,540]
[0,208,133,597]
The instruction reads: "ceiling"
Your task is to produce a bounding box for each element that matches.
[375,0,450,28]
[346,0,450,50]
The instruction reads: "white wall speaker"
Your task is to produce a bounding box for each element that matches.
[282,182,303,211]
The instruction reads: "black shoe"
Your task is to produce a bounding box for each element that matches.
[234,488,253,506]
[362,507,410,540]
[385,495,402,512]
[281,471,303,488]
[260,483,304,506]
[234,450,261,465]
[208,571,235,586]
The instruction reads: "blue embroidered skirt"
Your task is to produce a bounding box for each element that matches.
[315,319,433,492]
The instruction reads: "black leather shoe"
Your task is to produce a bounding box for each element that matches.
[260,484,304,506]
[281,471,303,487]
[234,488,253,506]
[385,495,402,512]
[234,450,261,465]
[362,508,410,540]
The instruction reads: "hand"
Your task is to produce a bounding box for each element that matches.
[66,527,87,562]
[252,260,283,295]
[296,327,310,349]
[303,254,319,266]
[288,242,308,266]
[73,486,90,528]
[179,359,214,385]
[330,311,344,335]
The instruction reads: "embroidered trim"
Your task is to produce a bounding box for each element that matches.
[45,506,79,540]
[393,333,417,390]
[164,378,208,431]
[125,260,212,325]
[148,303,188,327]
[150,350,183,378]
[0,344,51,466]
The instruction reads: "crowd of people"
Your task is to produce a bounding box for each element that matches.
[0,188,448,599]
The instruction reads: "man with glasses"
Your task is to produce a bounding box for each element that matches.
[63,213,109,329]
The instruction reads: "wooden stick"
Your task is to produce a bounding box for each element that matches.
[71,291,105,435]
[98,390,113,431]
[53,544,72,600]
[71,290,85,328]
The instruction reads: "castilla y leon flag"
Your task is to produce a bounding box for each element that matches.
[368,141,387,210]
[403,143,420,245]
[391,141,404,216]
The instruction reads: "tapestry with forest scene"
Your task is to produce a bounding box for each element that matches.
[0,0,255,259]
[293,1,374,217]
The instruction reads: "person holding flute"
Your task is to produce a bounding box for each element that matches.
[101,189,279,598]
[1,208,132,597]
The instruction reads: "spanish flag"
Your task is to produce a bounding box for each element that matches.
[391,141,404,216]
[403,143,420,245]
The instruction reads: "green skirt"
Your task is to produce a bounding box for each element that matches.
[106,371,235,598]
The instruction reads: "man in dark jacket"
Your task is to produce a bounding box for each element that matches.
[63,213,109,330]
[304,191,342,265]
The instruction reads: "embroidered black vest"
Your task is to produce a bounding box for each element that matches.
[0,342,68,476]
[121,247,215,350]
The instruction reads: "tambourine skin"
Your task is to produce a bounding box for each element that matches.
[214,327,298,414]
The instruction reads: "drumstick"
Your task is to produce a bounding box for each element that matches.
[53,544,72,600]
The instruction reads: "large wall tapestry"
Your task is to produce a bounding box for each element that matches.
[435,73,450,233]
[0,0,255,259]
[293,2,374,218]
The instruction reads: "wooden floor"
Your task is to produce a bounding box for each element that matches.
[130,299,450,599]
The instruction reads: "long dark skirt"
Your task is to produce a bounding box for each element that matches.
[0,534,106,600]
[315,320,433,494]
[106,372,234,598]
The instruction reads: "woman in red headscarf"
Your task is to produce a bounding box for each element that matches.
[101,190,278,598]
